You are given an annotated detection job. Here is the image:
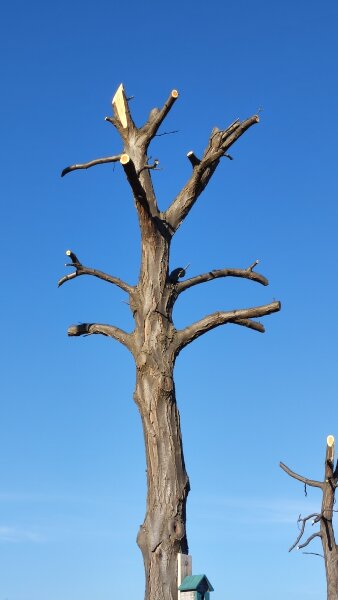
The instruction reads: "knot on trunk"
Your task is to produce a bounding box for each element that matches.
[168,518,185,540]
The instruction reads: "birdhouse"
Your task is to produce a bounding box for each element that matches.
[178,574,214,600]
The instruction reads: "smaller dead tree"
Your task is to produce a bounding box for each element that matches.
[280,435,338,599]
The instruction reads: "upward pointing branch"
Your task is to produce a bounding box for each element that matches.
[165,115,259,231]
[58,250,133,293]
[142,90,179,144]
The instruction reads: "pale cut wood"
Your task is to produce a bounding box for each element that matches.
[180,592,194,600]
[120,153,130,165]
[177,553,192,600]
[326,435,335,465]
[112,83,128,128]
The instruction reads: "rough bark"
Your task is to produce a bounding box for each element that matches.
[59,84,281,600]
[281,436,338,599]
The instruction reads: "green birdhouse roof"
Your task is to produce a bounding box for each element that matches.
[178,575,214,592]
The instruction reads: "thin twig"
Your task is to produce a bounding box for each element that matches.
[155,130,179,137]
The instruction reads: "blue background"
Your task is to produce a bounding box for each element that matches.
[1,1,337,598]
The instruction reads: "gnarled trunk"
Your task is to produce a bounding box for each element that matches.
[131,217,189,600]
[134,367,189,600]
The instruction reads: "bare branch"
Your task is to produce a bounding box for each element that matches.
[234,319,265,333]
[61,155,122,177]
[297,532,322,550]
[176,262,268,293]
[120,153,150,205]
[68,323,132,349]
[155,129,179,137]
[289,513,321,552]
[165,115,259,231]
[175,300,280,352]
[143,90,179,142]
[58,250,133,293]
[280,462,324,489]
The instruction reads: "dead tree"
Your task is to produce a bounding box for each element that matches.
[280,435,338,599]
[59,84,281,600]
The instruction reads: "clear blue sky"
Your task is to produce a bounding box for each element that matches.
[1,1,337,598]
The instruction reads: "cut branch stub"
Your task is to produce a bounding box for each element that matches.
[66,249,81,265]
[327,434,335,465]
[187,151,201,167]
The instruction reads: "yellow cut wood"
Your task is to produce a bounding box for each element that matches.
[112,83,128,128]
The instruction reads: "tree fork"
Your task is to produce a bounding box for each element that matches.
[59,84,281,600]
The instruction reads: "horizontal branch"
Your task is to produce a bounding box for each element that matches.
[280,462,324,489]
[175,300,280,352]
[176,262,268,293]
[58,250,132,293]
[61,155,121,177]
[68,323,132,349]
[165,115,259,231]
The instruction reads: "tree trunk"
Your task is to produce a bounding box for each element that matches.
[131,215,189,600]
[321,439,338,600]
[134,368,189,600]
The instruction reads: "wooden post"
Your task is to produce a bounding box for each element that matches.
[177,553,192,600]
